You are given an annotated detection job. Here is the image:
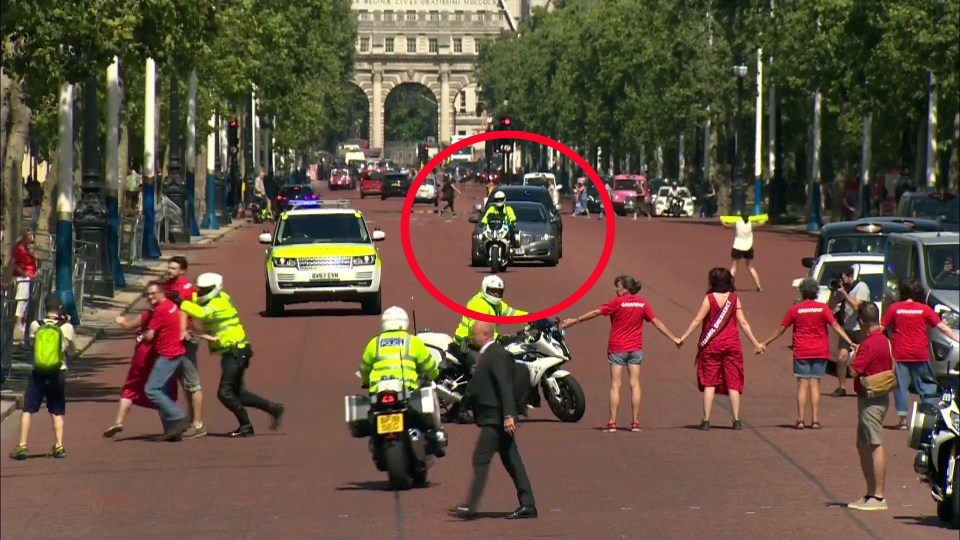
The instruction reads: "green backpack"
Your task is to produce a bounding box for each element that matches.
[33,321,65,373]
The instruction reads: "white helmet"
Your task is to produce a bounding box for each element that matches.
[195,272,223,304]
[491,191,506,208]
[381,306,409,333]
[481,274,504,305]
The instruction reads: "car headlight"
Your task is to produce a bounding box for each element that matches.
[941,310,959,330]
[272,257,297,268]
[541,233,552,241]
[352,254,377,266]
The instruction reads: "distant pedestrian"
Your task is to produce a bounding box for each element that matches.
[762,277,857,429]
[25,175,42,231]
[723,208,764,292]
[677,267,765,430]
[125,168,141,211]
[847,302,893,512]
[561,275,680,432]
[439,176,461,216]
[880,279,959,430]
[9,294,74,460]
[10,230,38,331]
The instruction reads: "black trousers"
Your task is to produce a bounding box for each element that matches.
[466,423,535,509]
[217,350,280,427]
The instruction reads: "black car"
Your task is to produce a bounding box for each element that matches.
[896,191,959,232]
[803,218,942,268]
[275,184,318,214]
[470,201,560,266]
[380,172,411,200]
[480,185,563,257]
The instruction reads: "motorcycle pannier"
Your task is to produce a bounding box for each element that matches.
[409,386,442,431]
[345,394,372,438]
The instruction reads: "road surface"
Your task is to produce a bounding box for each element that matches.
[1,184,953,540]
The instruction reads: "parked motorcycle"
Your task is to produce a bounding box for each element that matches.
[418,317,586,423]
[345,376,448,491]
[908,383,960,529]
[480,216,512,273]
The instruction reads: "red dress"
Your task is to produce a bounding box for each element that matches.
[695,293,745,395]
[120,316,178,408]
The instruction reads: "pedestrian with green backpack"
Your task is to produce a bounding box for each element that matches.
[9,294,75,460]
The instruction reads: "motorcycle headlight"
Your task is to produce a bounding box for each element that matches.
[352,254,376,266]
[272,257,297,268]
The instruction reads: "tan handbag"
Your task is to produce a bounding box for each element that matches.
[858,338,897,398]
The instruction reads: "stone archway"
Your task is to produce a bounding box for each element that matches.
[344,83,370,142]
[383,82,439,154]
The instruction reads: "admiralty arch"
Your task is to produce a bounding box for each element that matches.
[350,0,551,155]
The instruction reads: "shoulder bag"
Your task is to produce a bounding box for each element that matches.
[858,338,897,398]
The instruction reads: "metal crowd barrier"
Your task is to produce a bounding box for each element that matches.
[156,194,185,244]
[1,262,54,383]
[120,213,144,265]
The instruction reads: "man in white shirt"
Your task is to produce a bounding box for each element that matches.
[254,169,271,215]
[832,266,872,397]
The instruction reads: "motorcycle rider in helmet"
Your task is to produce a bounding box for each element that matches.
[666,180,682,215]
[480,191,520,249]
[361,306,447,457]
[446,275,529,423]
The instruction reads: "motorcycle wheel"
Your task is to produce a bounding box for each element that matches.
[383,439,413,491]
[939,446,959,528]
[546,375,586,422]
[489,245,502,273]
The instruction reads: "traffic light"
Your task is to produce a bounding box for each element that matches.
[227,119,239,155]
[418,144,429,163]
[498,116,512,130]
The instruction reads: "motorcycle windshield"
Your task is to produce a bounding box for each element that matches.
[487,218,505,229]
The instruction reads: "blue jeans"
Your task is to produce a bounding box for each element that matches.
[893,362,939,416]
[145,355,187,428]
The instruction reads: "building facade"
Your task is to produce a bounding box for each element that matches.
[351,0,550,155]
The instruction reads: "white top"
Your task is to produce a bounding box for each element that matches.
[732,221,754,251]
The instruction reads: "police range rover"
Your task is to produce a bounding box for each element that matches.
[260,204,384,316]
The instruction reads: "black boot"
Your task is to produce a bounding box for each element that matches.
[270,404,285,431]
[228,425,255,438]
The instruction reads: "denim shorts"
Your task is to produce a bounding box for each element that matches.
[793,359,828,379]
[608,351,643,366]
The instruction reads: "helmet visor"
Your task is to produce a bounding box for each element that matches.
[485,287,504,299]
[196,285,216,299]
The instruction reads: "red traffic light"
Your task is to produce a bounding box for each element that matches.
[229,119,238,127]
[500,116,511,128]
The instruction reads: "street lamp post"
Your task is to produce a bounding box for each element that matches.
[161,73,191,243]
[74,75,115,297]
[731,53,748,215]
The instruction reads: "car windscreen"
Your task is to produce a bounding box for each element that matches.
[514,205,548,223]
[908,194,960,225]
[500,189,552,209]
[276,214,369,245]
[384,174,408,183]
[279,185,314,199]
[614,180,637,191]
[823,235,886,256]
[817,262,884,302]
[524,177,548,187]
[925,244,960,291]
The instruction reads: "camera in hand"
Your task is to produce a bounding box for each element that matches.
[828,279,841,291]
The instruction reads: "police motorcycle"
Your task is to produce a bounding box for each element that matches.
[418,318,586,423]
[345,374,448,491]
[250,194,270,224]
[907,379,960,529]
[479,215,513,273]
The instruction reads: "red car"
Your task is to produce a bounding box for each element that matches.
[359,169,383,199]
[328,167,356,190]
[611,174,642,215]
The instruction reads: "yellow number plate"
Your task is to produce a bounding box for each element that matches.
[376,413,404,434]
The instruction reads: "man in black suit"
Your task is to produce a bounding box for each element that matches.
[448,321,537,520]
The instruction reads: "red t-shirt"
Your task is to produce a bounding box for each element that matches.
[850,328,893,395]
[11,242,37,277]
[880,301,941,362]
[781,300,836,360]
[599,294,655,354]
[148,298,186,358]
[164,276,195,324]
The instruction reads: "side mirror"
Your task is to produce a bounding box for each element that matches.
[801,257,815,268]
[791,278,802,288]
[372,229,386,241]
[556,185,563,191]
[468,216,479,224]
[691,196,698,201]
[473,203,482,213]
[258,232,272,244]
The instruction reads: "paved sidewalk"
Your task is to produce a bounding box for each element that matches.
[0,222,244,422]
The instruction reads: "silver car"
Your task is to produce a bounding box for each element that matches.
[470,201,560,267]
[884,232,960,383]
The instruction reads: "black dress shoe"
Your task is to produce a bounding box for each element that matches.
[228,425,255,438]
[447,506,476,520]
[270,405,285,431]
[505,505,537,519]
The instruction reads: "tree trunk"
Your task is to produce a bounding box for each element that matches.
[950,111,959,193]
[196,143,207,218]
[1,68,12,175]
[119,120,129,209]
[2,77,31,264]
[40,151,59,236]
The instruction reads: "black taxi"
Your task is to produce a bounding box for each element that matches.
[802,217,942,268]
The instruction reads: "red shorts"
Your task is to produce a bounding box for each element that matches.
[696,347,744,395]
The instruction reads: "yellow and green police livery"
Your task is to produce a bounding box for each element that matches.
[259,207,385,316]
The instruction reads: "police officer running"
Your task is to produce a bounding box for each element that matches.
[480,191,520,248]
[172,273,285,437]
[360,306,447,456]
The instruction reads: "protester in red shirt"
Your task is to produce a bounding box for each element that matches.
[11,230,38,327]
[140,281,191,440]
[163,255,206,438]
[847,302,892,512]
[562,275,680,432]
[763,278,857,429]
[880,279,959,429]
